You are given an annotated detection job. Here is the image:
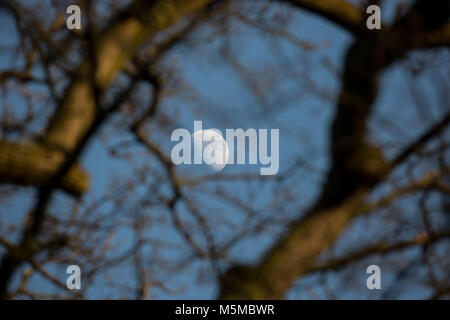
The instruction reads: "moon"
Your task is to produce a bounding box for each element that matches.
[192,129,229,171]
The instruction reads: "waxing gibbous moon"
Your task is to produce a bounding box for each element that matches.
[192,129,229,171]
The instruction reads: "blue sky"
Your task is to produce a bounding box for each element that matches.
[0,0,448,299]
